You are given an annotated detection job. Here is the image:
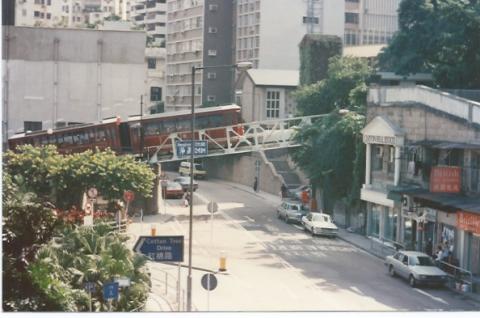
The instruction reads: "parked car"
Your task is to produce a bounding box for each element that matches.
[161,181,184,199]
[178,161,207,179]
[385,251,448,287]
[288,185,311,200]
[173,176,199,192]
[301,212,338,237]
[277,200,309,223]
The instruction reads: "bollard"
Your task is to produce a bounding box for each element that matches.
[219,251,227,272]
[151,225,157,236]
[165,272,168,295]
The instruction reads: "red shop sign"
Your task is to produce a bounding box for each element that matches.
[430,166,461,193]
[457,211,480,235]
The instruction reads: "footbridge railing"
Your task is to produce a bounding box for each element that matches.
[146,114,326,163]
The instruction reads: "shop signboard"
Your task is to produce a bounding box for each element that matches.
[430,166,461,193]
[457,211,480,235]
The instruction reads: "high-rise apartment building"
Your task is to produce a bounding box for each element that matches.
[344,0,401,46]
[165,0,234,111]
[235,0,344,70]
[131,0,167,47]
[14,0,132,28]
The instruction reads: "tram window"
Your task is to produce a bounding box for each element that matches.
[96,128,106,142]
[110,128,116,141]
[145,122,163,136]
[41,136,49,145]
[57,134,64,145]
[64,133,74,145]
[33,137,40,146]
[88,129,95,142]
[176,119,190,132]
[164,120,176,133]
[224,113,234,125]
[48,134,56,144]
[77,132,88,144]
[72,133,80,145]
[210,115,223,127]
[196,116,209,129]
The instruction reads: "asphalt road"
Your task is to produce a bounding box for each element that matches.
[188,177,479,311]
[135,174,479,312]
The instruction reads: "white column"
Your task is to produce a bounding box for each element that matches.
[365,143,372,185]
[394,146,401,186]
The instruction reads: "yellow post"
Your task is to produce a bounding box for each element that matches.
[151,225,157,236]
[219,251,227,272]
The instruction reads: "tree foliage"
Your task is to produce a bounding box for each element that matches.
[291,56,371,209]
[379,0,480,88]
[299,34,343,85]
[294,56,373,115]
[4,145,156,209]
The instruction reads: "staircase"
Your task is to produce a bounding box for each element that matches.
[265,149,302,190]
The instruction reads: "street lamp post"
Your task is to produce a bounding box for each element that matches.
[186,62,252,312]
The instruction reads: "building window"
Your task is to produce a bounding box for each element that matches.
[387,146,395,175]
[302,16,319,24]
[208,27,218,33]
[207,72,216,79]
[345,12,359,24]
[207,95,216,102]
[147,58,156,69]
[372,145,384,171]
[24,121,42,132]
[34,11,40,17]
[208,49,217,56]
[150,87,162,101]
[46,13,51,19]
[209,4,218,11]
[266,90,280,118]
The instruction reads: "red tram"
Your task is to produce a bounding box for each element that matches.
[8,105,243,157]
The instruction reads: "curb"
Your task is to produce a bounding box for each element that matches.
[336,234,384,260]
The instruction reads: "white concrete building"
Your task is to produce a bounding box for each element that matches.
[145,47,166,113]
[344,0,401,46]
[131,0,167,47]
[238,69,299,122]
[14,0,131,28]
[235,0,344,70]
[2,26,147,139]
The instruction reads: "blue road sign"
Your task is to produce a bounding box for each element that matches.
[133,236,184,262]
[103,282,119,300]
[84,282,96,293]
[176,140,208,158]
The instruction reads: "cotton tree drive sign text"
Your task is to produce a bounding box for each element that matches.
[176,140,208,158]
[133,236,184,262]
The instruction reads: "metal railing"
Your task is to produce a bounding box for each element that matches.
[149,265,187,312]
[146,114,327,163]
[369,235,404,259]
[437,260,474,293]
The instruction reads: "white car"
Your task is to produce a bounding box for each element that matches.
[301,212,338,237]
[385,251,448,287]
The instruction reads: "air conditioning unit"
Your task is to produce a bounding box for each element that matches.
[207,72,216,79]
[207,95,216,102]
[208,4,218,11]
[208,27,218,34]
[208,49,217,56]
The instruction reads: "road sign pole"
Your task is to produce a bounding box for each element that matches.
[177,262,181,311]
[208,205,214,311]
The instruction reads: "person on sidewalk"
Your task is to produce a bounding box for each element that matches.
[183,192,191,207]
[281,183,288,198]
[253,177,258,192]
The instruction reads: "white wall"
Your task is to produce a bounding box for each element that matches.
[3,27,146,136]
[258,0,344,70]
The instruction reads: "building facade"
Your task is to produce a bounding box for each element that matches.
[145,47,166,113]
[2,26,147,141]
[361,85,480,278]
[131,0,167,47]
[238,69,298,122]
[344,0,401,46]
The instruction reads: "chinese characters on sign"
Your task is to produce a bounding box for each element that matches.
[176,140,208,158]
[457,211,480,235]
[133,236,184,262]
[429,166,461,193]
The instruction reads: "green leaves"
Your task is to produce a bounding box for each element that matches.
[379,0,480,88]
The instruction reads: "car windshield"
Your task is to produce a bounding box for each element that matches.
[312,214,330,222]
[412,256,435,266]
[290,205,299,211]
[194,164,203,170]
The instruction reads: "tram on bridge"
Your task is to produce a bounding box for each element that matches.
[8,105,243,156]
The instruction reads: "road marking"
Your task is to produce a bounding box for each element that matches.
[293,224,303,230]
[413,288,449,305]
[244,216,255,222]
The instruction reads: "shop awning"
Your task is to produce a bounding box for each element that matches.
[386,185,426,202]
[412,192,480,214]
[408,140,480,149]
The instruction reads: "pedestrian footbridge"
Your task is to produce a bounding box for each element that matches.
[146,114,326,163]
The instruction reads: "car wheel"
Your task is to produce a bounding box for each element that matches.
[409,275,416,288]
[389,265,396,277]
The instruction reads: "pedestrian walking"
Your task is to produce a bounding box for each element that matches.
[281,183,288,198]
[253,177,258,192]
[184,192,190,207]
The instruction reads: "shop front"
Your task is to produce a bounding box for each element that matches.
[457,211,480,276]
[367,203,398,242]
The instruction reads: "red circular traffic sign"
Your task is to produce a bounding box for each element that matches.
[123,190,135,203]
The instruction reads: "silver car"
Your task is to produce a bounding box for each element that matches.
[385,251,448,287]
[277,200,308,223]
